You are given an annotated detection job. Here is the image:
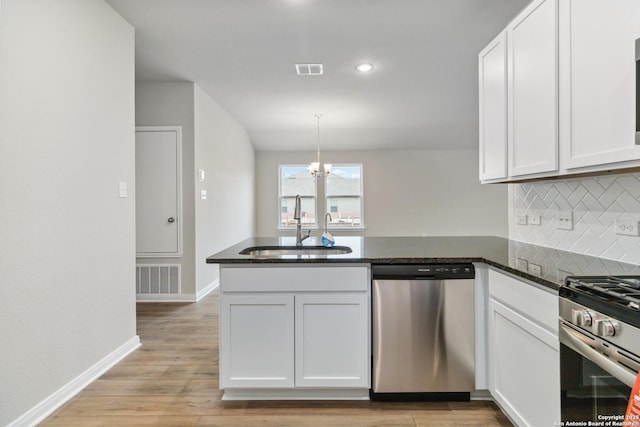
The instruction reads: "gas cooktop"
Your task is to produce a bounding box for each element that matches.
[560,276,640,329]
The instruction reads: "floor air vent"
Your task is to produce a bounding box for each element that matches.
[136,265,180,295]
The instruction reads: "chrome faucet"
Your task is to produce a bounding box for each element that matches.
[293,194,310,246]
[324,213,332,233]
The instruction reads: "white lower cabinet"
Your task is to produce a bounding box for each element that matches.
[218,264,370,399]
[486,269,560,426]
[489,299,560,426]
[220,294,295,388]
[295,293,369,388]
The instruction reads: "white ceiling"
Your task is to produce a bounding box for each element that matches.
[106,0,528,151]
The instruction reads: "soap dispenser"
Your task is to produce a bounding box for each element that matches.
[321,213,335,247]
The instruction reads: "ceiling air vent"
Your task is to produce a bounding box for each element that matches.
[295,63,323,76]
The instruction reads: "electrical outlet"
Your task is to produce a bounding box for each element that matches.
[528,263,542,276]
[557,211,573,230]
[528,215,541,225]
[515,258,528,271]
[615,219,639,236]
[515,215,528,225]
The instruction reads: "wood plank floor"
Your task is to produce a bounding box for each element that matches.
[41,291,512,426]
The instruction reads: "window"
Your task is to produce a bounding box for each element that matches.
[279,165,317,228]
[278,164,363,230]
[325,164,363,228]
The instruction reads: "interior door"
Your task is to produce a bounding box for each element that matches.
[135,126,182,257]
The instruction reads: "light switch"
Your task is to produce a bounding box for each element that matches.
[118,181,127,198]
[198,169,205,181]
[200,190,207,200]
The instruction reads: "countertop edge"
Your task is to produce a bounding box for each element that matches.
[207,256,560,292]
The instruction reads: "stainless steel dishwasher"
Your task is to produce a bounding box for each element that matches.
[371,263,475,400]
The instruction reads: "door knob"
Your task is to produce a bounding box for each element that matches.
[168,217,175,223]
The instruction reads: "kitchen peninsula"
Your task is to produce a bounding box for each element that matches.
[207,235,640,407]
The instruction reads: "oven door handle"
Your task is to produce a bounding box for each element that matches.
[559,323,637,388]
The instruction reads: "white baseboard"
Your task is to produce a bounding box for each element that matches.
[471,390,493,401]
[222,388,370,401]
[136,278,219,303]
[196,278,219,301]
[8,335,140,427]
[136,293,197,302]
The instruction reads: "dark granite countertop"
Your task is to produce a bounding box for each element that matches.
[206,236,640,291]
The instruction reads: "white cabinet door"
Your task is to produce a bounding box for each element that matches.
[220,294,295,388]
[488,298,560,426]
[294,293,369,388]
[507,0,559,177]
[479,31,508,181]
[135,126,182,257]
[559,0,640,169]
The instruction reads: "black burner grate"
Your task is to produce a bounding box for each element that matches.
[568,276,640,311]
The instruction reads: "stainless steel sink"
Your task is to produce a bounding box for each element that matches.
[239,245,352,257]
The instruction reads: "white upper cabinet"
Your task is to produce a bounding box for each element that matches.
[479,0,640,183]
[507,0,559,177]
[479,31,508,181]
[559,0,640,170]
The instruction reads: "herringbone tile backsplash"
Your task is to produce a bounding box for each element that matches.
[509,172,640,264]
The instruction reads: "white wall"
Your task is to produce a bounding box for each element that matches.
[0,1,137,425]
[509,172,640,264]
[256,149,507,237]
[194,85,255,293]
[135,82,197,295]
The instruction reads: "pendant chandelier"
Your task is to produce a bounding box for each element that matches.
[308,114,331,177]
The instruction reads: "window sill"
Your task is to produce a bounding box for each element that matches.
[276,226,366,232]
[327,226,366,232]
[277,226,320,231]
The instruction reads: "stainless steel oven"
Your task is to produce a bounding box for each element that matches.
[559,277,640,423]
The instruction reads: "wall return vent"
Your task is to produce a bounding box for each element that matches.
[136,264,180,295]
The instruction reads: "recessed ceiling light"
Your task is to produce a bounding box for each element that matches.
[355,63,374,73]
[296,63,324,76]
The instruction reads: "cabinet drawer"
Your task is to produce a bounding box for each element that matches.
[221,265,369,292]
[488,269,557,332]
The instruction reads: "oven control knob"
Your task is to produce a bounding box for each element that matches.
[571,309,594,327]
[593,319,619,337]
